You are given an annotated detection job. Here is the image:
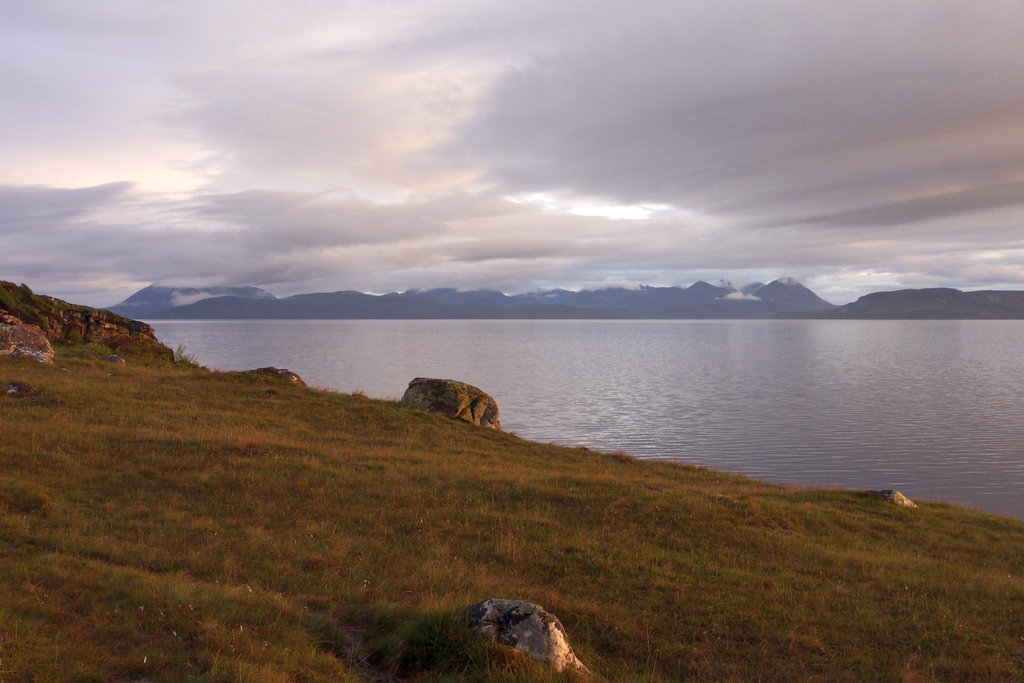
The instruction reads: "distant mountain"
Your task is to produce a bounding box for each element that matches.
[109,285,276,317]
[106,282,1024,320]
[754,278,837,313]
[821,288,1024,319]
[540,282,734,314]
[390,280,835,317]
[132,279,836,319]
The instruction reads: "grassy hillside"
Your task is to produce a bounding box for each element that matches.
[2,349,1024,681]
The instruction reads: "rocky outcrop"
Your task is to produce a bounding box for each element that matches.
[0,281,172,361]
[0,324,54,359]
[53,308,159,348]
[466,598,589,674]
[400,378,500,429]
[876,490,918,508]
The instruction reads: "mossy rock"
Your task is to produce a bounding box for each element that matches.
[400,377,500,430]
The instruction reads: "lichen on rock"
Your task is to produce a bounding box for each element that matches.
[400,377,500,429]
[0,324,54,361]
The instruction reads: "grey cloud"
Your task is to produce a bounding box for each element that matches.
[5,2,1024,306]
[443,2,1024,226]
[172,68,378,177]
[801,181,1024,229]
[0,182,134,229]
[5,179,1018,307]
[1,182,565,301]
[183,190,446,248]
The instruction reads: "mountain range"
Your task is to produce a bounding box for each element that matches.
[109,279,836,319]
[109,282,1024,320]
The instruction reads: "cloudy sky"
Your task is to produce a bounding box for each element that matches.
[3,1,1024,306]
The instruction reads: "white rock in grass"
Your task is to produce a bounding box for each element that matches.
[876,490,918,508]
[466,598,589,674]
[11,345,53,364]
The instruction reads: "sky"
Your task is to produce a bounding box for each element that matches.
[3,2,1024,307]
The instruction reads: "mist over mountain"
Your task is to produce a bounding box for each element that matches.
[121,279,836,319]
[109,285,276,318]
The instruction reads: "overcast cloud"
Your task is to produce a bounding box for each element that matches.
[3,1,1024,305]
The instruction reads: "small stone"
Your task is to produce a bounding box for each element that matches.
[5,382,36,396]
[253,367,306,386]
[876,489,918,508]
[103,354,126,364]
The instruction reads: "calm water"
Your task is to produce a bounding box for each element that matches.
[150,319,1024,520]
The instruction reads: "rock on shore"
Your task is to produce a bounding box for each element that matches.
[400,377,500,430]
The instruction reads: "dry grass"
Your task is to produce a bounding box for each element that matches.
[2,349,1024,681]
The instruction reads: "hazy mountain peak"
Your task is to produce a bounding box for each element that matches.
[108,285,276,317]
[688,280,728,292]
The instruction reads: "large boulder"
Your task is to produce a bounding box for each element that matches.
[400,378,500,430]
[466,598,589,674]
[0,324,54,360]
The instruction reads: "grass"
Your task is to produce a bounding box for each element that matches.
[0,283,52,332]
[2,348,1024,681]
